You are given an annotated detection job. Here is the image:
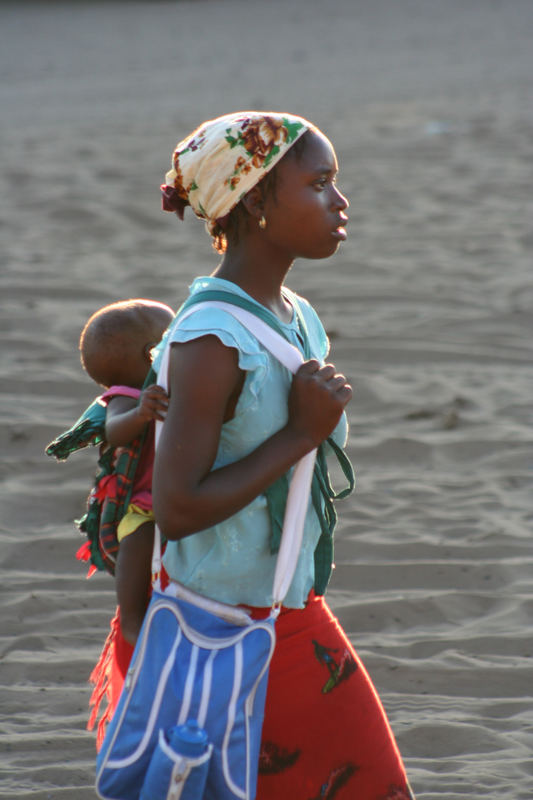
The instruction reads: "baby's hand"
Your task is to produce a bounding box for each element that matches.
[137,384,169,423]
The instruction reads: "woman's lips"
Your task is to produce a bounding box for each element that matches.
[332,224,347,241]
[332,215,348,240]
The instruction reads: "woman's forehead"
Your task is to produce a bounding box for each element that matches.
[283,129,338,177]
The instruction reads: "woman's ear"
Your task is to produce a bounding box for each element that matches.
[241,185,264,222]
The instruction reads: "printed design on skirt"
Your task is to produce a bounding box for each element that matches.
[312,639,358,694]
[380,784,416,800]
[308,762,358,799]
[258,740,301,774]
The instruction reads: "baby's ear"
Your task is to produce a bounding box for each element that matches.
[143,342,156,362]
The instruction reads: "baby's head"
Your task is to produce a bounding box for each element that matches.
[80,299,174,389]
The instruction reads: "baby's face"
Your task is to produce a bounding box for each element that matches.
[146,306,174,348]
[129,306,174,387]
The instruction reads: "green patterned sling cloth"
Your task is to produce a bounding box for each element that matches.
[45,374,155,576]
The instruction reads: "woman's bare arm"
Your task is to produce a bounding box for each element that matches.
[152,335,351,540]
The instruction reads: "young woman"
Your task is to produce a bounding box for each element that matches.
[153,112,414,800]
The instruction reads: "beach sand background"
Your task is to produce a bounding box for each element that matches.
[1,0,532,797]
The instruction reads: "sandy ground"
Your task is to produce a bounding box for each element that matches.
[1,1,533,797]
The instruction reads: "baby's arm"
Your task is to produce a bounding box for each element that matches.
[105,385,168,447]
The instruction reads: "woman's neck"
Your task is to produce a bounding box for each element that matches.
[213,245,294,323]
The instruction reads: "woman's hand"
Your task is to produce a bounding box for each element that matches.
[287,360,352,449]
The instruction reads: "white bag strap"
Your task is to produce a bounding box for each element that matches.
[153,301,317,608]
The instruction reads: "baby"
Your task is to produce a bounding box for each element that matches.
[79,298,173,645]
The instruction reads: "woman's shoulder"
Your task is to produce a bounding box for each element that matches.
[284,287,323,328]
[167,300,270,389]
[170,303,263,349]
[284,288,330,360]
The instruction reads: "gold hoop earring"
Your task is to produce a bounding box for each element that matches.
[258,216,267,230]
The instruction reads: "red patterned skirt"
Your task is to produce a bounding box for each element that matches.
[253,592,414,800]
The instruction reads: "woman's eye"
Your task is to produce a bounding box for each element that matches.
[314,175,337,190]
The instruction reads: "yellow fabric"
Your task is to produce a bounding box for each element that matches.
[163,112,310,233]
[117,505,155,542]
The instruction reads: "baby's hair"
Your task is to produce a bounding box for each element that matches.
[211,130,311,254]
[80,299,173,389]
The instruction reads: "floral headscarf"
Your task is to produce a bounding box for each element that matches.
[161,111,311,233]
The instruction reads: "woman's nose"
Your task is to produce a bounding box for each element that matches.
[333,185,349,210]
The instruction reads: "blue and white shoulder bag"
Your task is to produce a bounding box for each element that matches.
[96,301,317,800]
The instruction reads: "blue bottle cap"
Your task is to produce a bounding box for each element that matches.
[168,720,208,757]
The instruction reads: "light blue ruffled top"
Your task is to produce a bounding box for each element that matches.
[155,276,347,608]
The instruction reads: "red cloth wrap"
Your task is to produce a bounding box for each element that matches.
[88,607,134,751]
